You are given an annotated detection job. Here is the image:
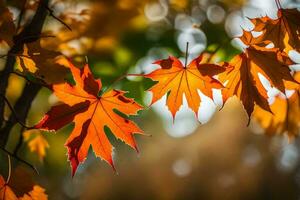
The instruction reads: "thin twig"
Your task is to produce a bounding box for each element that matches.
[6,155,11,183]
[22,34,55,41]
[11,71,49,88]
[11,71,33,83]
[0,53,32,59]
[0,94,31,129]
[0,146,38,174]
[46,6,72,31]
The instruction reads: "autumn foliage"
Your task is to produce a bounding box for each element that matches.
[0,0,300,199]
[34,62,144,176]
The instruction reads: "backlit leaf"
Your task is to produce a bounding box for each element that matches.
[34,61,144,176]
[144,55,225,119]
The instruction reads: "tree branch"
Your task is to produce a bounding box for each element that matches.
[0,83,41,147]
[46,6,72,31]
[11,71,48,88]
[0,146,38,174]
[0,94,31,129]
[0,0,49,146]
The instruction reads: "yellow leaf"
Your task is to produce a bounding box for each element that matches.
[23,130,49,162]
[16,40,69,83]
[16,45,38,73]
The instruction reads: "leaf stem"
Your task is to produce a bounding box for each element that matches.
[184,42,189,68]
[275,0,279,9]
[275,0,282,9]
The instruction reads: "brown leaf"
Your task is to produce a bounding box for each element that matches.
[219,45,298,120]
[0,167,48,200]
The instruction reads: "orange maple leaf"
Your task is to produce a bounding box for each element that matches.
[247,8,300,52]
[144,55,225,119]
[219,45,298,121]
[34,61,144,176]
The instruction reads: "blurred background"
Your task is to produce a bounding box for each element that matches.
[1,0,300,199]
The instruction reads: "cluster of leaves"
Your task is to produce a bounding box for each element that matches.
[33,2,300,176]
[144,3,300,135]
[0,0,299,199]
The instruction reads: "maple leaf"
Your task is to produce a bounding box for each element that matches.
[253,72,300,139]
[0,167,48,200]
[16,40,69,83]
[34,61,144,176]
[219,45,298,120]
[247,8,300,52]
[23,130,49,162]
[144,55,225,118]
